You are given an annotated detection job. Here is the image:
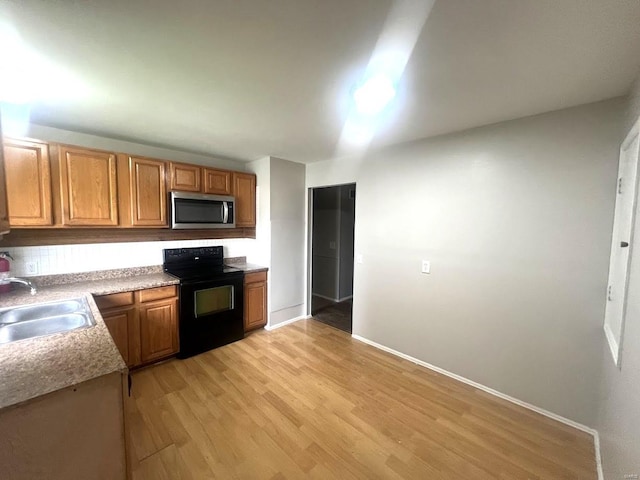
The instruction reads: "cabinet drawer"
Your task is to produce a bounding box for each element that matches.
[244,271,267,284]
[94,292,135,310]
[138,285,177,303]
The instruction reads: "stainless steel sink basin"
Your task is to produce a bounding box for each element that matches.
[0,298,96,344]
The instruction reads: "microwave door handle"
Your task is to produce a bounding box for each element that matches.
[223,202,229,224]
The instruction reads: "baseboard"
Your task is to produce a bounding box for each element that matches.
[265,315,309,331]
[594,430,604,480]
[351,333,603,479]
[312,293,353,303]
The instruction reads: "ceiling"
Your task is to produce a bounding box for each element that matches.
[1,0,640,163]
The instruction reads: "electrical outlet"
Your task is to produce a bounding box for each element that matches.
[421,260,430,274]
[25,260,39,275]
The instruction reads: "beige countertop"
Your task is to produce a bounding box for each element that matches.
[0,271,179,410]
[226,262,269,273]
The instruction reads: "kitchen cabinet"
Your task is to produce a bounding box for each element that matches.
[233,172,256,227]
[96,285,179,368]
[203,168,232,195]
[3,138,52,226]
[244,270,267,332]
[170,162,201,192]
[139,297,178,363]
[95,291,136,367]
[55,144,119,226]
[170,162,233,196]
[118,155,167,227]
[0,131,10,236]
[0,372,127,480]
[1,136,258,245]
[101,307,135,366]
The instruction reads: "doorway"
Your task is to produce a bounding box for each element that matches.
[309,184,356,333]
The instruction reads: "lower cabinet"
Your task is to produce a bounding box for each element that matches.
[244,271,268,332]
[0,372,127,480]
[101,307,135,366]
[96,285,179,368]
[139,298,178,364]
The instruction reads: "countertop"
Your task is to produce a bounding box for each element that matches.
[226,262,269,274]
[0,271,179,410]
[0,262,269,411]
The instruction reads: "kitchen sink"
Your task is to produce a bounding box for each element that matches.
[0,298,96,344]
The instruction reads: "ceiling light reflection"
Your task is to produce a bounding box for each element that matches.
[0,22,91,104]
[336,0,436,156]
[353,74,396,116]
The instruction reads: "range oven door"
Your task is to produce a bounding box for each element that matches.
[177,272,244,359]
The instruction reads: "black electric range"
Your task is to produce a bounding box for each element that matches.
[163,246,245,359]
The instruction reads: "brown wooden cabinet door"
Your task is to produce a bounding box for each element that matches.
[125,156,167,227]
[233,172,256,227]
[3,138,52,226]
[139,298,178,364]
[58,145,118,226]
[170,162,201,192]
[203,168,232,195]
[102,307,136,366]
[245,279,267,331]
[0,130,10,235]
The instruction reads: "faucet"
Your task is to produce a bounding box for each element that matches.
[4,277,37,295]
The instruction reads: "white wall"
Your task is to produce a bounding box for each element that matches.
[627,73,640,133]
[24,124,247,171]
[269,157,306,325]
[307,99,625,425]
[595,74,640,478]
[4,238,257,277]
[246,156,306,327]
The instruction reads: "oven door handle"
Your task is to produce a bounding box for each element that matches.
[223,202,229,224]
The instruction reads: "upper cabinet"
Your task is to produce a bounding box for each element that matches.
[118,155,167,227]
[55,145,119,226]
[3,138,52,226]
[170,162,201,192]
[0,136,257,236]
[0,132,10,236]
[203,168,232,195]
[170,163,255,227]
[233,172,256,227]
[170,163,233,196]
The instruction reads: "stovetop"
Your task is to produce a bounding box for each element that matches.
[163,246,243,280]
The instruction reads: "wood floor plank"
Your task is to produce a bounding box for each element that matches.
[128,319,597,479]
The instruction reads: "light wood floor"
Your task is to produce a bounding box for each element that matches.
[127,319,597,479]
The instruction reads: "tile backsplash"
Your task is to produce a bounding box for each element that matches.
[3,238,258,277]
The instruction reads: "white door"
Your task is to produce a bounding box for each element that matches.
[604,118,640,366]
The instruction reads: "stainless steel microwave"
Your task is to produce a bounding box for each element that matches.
[170,192,235,229]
